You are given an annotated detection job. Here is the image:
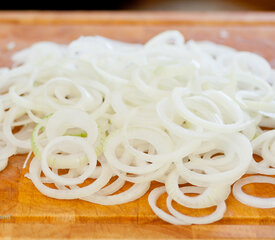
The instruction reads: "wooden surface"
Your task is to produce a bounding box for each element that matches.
[0,11,275,239]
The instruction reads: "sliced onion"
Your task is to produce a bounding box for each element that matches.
[41,136,97,185]
[165,170,231,208]
[166,186,226,224]
[29,157,112,199]
[0,30,274,226]
[233,175,275,208]
[148,186,189,225]
[45,109,98,145]
[82,182,150,205]
[175,133,252,187]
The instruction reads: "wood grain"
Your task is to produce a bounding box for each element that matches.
[0,11,274,239]
[0,11,275,25]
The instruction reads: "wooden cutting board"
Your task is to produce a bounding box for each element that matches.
[0,11,274,239]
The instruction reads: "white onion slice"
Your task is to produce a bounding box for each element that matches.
[175,133,252,187]
[166,186,226,224]
[233,176,275,208]
[165,170,231,208]
[3,107,31,149]
[29,157,112,199]
[41,136,97,185]
[148,186,189,225]
[82,182,150,205]
[45,109,98,145]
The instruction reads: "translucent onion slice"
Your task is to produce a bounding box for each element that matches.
[45,109,98,145]
[165,170,231,208]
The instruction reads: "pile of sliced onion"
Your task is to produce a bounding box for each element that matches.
[0,31,274,225]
